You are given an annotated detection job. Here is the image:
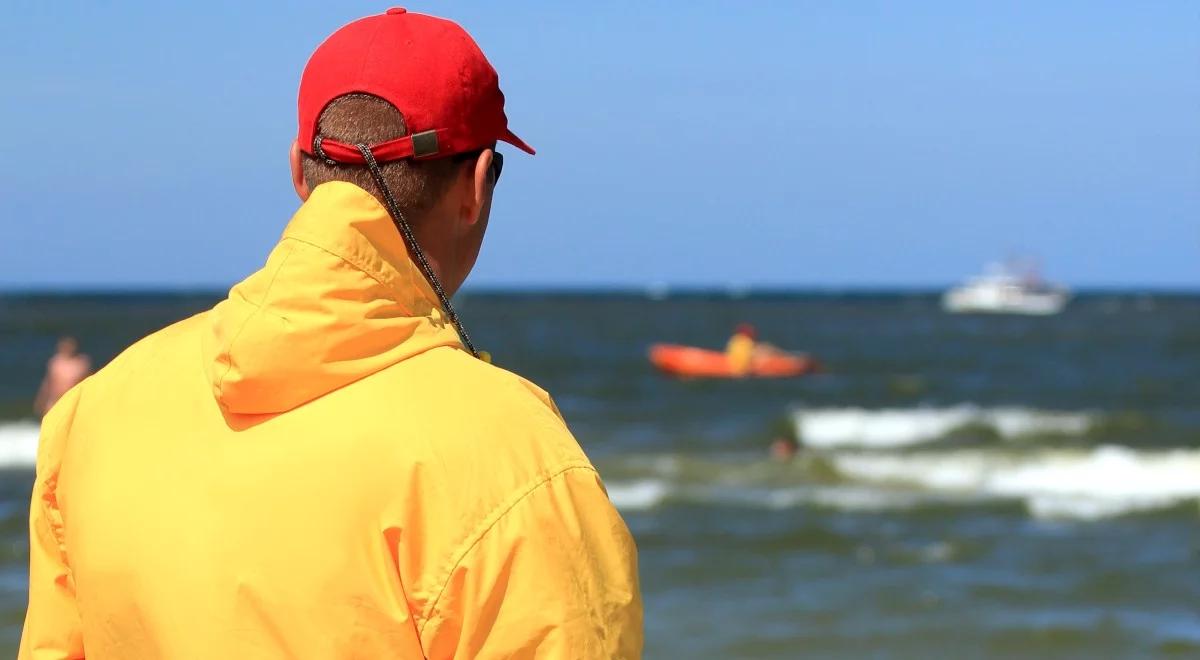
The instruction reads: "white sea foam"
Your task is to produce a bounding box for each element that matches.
[793,405,1092,449]
[603,476,936,514]
[602,439,1200,520]
[831,446,1200,520]
[0,421,39,468]
[606,479,670,510]
[766,485,930,512]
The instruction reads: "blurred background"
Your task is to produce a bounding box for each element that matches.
[1,2,1197,657]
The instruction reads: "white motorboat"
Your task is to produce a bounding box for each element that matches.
[943,262,1069,315]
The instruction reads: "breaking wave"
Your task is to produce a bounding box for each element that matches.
[0,422,38,468]
[829,445,1200,520]
[601,419,1200,521]
[792,405,1093,449]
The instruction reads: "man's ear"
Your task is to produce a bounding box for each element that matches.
[461,148,493,226]
[290,140,311,201]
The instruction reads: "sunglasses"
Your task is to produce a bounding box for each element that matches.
[490,150,504,184]
[456,149,503,185]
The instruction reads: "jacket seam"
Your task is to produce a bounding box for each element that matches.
[416,462,599,637]
[283,234,391,291]
[282,234,423,318]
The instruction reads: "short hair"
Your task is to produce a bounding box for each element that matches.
[301,93,462,218]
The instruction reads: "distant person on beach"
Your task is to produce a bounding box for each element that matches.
[20,10,640,660]
[32,336,90,417]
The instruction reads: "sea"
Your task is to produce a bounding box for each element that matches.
[0,290,1197,658]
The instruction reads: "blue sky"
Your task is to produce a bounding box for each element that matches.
[2,1,1196,289]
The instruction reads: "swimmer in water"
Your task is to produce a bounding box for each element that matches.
[34,336,91,417]
[769,436,800,462]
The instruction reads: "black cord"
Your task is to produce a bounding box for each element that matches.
[355,143,479,358]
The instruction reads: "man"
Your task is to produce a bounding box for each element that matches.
[725,323,758,376]
[33,336,90,417]
[21,9,642,659]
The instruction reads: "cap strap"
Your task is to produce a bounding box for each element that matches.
[313,129,446,165]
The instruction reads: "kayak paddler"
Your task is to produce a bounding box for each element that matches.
[20,9,642,659]
[726,323,758,376]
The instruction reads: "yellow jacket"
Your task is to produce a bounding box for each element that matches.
[725,333,755,376]
[20,182,642,659]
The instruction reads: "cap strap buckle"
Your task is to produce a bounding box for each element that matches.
[410,130,439,159]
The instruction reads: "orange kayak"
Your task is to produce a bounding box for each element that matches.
[648,344,819,379]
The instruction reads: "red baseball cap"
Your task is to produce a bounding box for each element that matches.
[298,7,534,165]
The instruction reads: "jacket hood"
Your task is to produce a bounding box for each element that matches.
[202,182,464,415]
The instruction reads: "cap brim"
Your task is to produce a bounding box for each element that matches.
[500,128,535,155]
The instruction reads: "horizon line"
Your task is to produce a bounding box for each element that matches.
[1,283,1197,296]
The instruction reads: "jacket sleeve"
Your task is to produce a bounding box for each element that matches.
[419,465,643,659]
[19,389,85,660]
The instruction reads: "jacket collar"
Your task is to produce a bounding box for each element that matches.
[202,182,464,415]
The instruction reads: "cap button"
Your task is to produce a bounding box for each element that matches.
[386,7,407,15]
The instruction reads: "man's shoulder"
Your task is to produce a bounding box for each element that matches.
[38,312,212,459]
[85,312,210,389]
[390,346,565,424]
[365,345,591,474]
